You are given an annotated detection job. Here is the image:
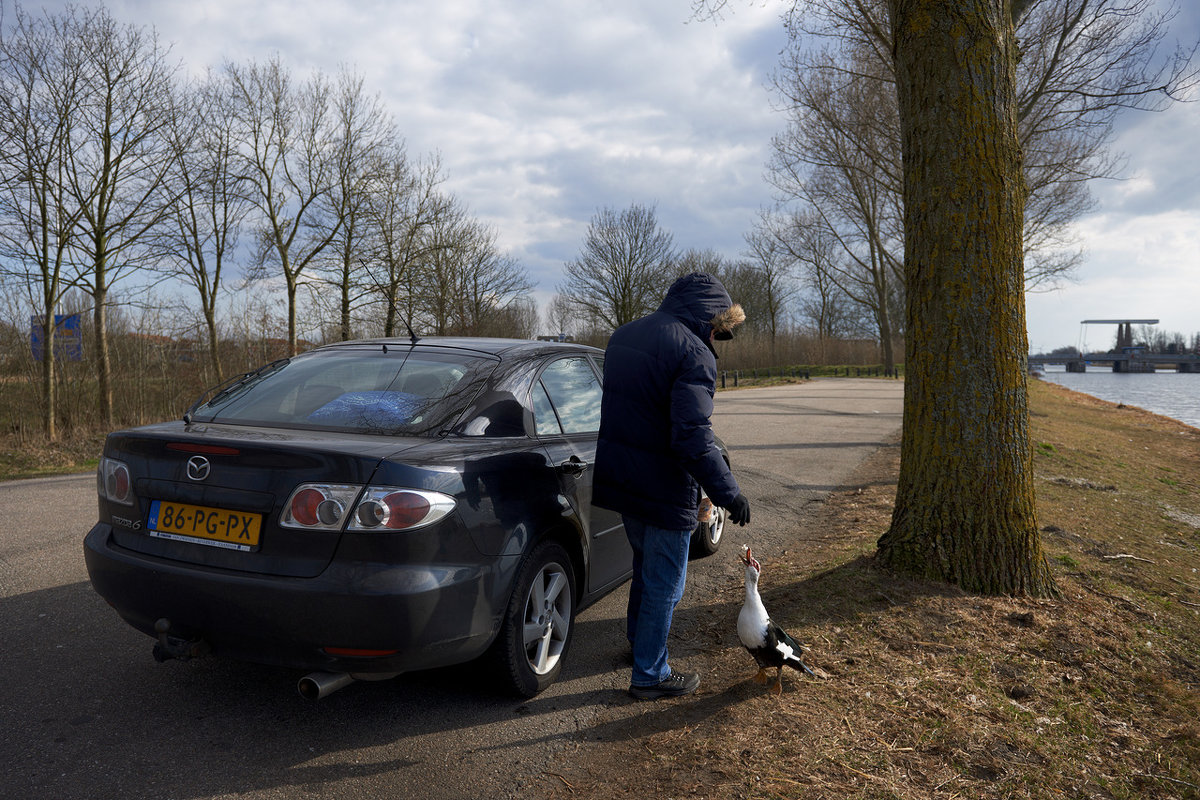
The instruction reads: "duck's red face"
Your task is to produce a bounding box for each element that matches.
[740,545,760,572]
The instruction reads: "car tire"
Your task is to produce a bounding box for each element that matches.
[490,540,576,697]
[690,501,725,559]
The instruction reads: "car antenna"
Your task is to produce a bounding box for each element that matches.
[405,318,420,345]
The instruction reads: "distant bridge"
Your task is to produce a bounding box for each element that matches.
[1029,352,1200,373]
[1030,318,1199,373]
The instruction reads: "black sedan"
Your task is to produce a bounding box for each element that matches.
[84,337,728,698]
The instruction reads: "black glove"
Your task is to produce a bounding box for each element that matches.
[725,494,750,526]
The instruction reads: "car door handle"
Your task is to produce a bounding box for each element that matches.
[558,456,588,476]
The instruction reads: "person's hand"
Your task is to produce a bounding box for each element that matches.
[725,494,750,526]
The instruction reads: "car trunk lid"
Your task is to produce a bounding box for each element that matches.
[102,422,429,578]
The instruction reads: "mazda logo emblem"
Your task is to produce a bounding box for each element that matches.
[186,456,211,481]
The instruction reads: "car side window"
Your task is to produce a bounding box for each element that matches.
[532,382,561,436]
[537,357,602,435]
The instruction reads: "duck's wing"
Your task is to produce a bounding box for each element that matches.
[766,619,816,675]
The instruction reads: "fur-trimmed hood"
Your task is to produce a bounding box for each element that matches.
[710,303,746,340]
[658,272,745,343]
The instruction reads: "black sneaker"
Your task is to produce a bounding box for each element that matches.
[628,671,700,700]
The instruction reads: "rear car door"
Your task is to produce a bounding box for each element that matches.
[532,355,630,594]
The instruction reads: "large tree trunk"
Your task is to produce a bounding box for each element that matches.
[877,0,1055,596]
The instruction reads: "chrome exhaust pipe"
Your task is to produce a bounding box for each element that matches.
[297,671,355,700]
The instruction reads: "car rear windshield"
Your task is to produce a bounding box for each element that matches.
[187,346,497,435]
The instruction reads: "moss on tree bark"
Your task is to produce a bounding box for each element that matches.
[877,0,1056,596]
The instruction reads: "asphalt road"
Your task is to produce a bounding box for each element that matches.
[0,379,903,800]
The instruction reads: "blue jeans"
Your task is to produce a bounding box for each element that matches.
[623,516,691,687]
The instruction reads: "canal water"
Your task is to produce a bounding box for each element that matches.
[1037,366,1200,430]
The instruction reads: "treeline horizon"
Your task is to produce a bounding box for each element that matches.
[0,297,897,443]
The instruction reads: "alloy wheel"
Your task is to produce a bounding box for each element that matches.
[521,561,572,675]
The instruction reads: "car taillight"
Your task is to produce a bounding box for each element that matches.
[98,457,134,506]
[349,488,456,532]
[289,488,325,526]
[280,484,362,530]
[281,484,455,532]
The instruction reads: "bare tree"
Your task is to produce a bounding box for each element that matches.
[360,149,452,338]
[160,69,251,382]
[0,4,84,439]
[484,294,538,340]
[543,294,577,340]
[450,222,531,335]
[782,214,874,349]
[767,200,903,371]
[673,246,725,279]
[64,6,179,428]
[764,48,906,370]
[416,205,530,336]
[227,56,339,356]
[317,69,396,342]
[1013,0,1198,286]
[404,197,471,337]
[509,296,539,339]
[557,203,677,333]
[741,227,800,345]
[762,0,1197,317]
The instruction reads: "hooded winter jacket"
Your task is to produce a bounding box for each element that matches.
[593,272,743,531]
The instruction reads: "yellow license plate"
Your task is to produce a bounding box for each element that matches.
[148,500,262,551]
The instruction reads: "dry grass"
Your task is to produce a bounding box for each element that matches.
[548,380,1200,799]
[0,431,105,480]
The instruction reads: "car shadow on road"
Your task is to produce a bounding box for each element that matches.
[0,579,634,799]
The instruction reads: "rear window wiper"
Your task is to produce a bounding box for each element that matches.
[183,358,290,424]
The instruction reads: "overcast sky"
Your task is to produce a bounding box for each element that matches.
[25,0,1200,351]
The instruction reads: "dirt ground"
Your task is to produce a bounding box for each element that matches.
[540,380,1200,799]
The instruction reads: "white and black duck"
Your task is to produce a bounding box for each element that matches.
[737,545,816,694]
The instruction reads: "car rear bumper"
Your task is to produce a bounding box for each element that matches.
[84,523,515,674]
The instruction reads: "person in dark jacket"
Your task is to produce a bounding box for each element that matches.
[594,272,750,700]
